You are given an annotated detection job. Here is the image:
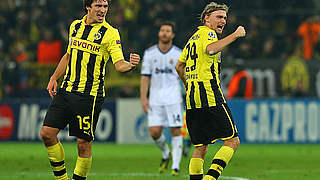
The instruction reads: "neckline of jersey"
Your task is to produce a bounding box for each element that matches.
[82,15,107,26]
[157,44,174,55]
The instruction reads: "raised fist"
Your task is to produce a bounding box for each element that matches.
[234,26,246,38]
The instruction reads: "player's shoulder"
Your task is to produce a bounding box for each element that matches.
[197,26,217,39]
[172,45,183,53]
[103,22,120,34]
[144,44,158,54]
[69,19,82,28]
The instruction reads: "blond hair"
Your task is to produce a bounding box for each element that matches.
[200,2,229,23]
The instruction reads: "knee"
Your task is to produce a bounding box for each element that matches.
[77,138,92,157]
[224,137,240,152]
[40,127,58,145]
[192,145,208,159]
[149,129,161,140]
[170,128,181,137]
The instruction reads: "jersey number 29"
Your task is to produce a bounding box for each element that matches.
[186,42,198,72]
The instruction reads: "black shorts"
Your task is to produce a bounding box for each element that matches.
[186,103,238,146]
[43,89,104,142]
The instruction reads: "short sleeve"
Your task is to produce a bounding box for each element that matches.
[141,51,151,76]
[108,29,124,64]
[66,22,74,54]
[202,30,218,53]
[179,44,188,63]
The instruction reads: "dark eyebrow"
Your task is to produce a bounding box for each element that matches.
[217,15,227,19]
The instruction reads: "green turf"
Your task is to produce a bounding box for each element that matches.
[0,142,319,180]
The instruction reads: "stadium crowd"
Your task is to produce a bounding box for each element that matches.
[0,0,320,98]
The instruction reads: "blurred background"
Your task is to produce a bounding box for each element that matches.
[1,0,320,99]
[0,1,320,179]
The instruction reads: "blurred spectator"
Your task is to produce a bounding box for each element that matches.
[281,46,310,97]
[261,36,277,59]
[37,29,62,64]
[298,16,320,60]
[0,0,319,98]
[226,59,253,99]
[1,55,27,98]
[118,84,137,97]
[12,42,29,63]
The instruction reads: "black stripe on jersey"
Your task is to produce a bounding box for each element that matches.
[81,25,93,40]
[210,63,224,105]
[83,26,107,95]
[84,54,97,94]
[210,78,224,105]
[189,82,196,109]
[198,82,208,108]
[94,26,107,44]
[62,50,73,89]
[62,22,81,89]
[72,22,82,37]
[97,56,106,96]
[71,50,84,91]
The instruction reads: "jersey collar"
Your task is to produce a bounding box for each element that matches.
[198,25,212,31]
[82,15,107,26]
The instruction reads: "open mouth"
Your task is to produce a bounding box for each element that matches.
[217,25,224,30]
[97,14,104,20]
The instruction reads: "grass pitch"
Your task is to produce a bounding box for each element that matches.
[0,142,319,180]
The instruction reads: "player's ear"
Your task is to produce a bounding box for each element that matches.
[205,14,210,24]
[86,4,91,12]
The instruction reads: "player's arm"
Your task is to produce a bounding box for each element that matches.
[175,60,187,87]
[47,52,70,98]
[206,26,246,55]
[140,75,150,113]
[114,53,140,72]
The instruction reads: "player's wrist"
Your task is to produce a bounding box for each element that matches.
[50,76,58,82]
[129,62,136,70]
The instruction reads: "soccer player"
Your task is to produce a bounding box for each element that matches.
[39,0,140,179]
[175,2,245,180]
[140,21,183,176]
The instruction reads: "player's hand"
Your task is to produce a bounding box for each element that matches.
[141,98,149,114]
[129,53,140,67]
[234,26,246,38]
[47,77,58,99]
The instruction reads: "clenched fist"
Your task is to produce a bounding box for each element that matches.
[234,26,246,38]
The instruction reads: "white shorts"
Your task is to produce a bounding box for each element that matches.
[147,103,184,127]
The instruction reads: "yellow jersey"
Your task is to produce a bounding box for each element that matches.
[61,15,124,97]
[179,26,226,109]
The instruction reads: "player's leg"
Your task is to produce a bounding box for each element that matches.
[40,126,68,180]
[149,126,171,172]
[68,93,104,180]
[169,127,183,175]
[203,104,239,180]
[148,105,170,172]
[41,91,69,180]
[189,145,207,180]
[166,103,184,175]
[185,107,209,180]
[203,137,240,180]
[72,138,93,180]
[181,111,192,157]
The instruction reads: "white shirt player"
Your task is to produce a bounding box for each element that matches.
[141,45,183,106]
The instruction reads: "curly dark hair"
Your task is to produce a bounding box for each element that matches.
[159,21,176,33]
[83,0,110,13]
